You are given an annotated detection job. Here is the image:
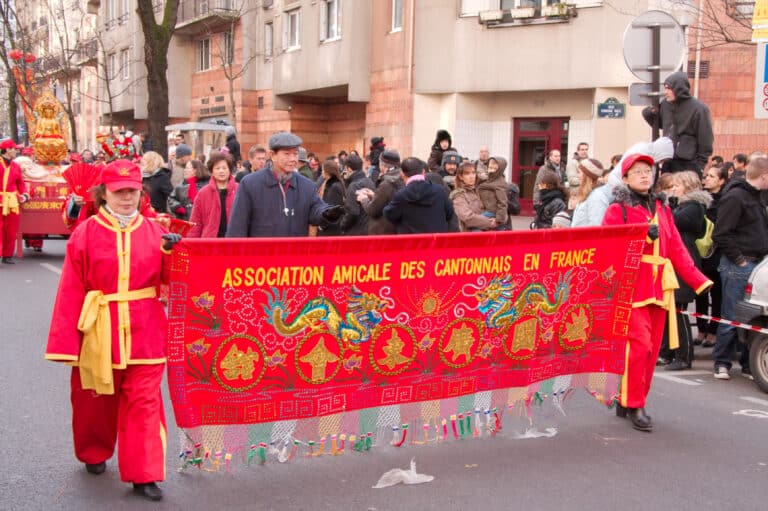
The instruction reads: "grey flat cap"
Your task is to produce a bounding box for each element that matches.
[269,132,303,151]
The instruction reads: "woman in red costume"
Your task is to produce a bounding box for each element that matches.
[45,160,180,501]
[602,154,712,432]
[0,139,29,263]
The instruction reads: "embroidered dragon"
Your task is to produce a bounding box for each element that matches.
[475,269,574,329]
[262,286,388,349]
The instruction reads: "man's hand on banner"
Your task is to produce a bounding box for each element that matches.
[162,233,182,251]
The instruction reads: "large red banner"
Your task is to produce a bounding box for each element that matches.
[168,226,646,439]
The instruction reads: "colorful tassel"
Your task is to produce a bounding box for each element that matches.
[224,453,232,472]
[442,418,448,442]
[473,409,482,437]
[247,444,258,465]
[338,434,346,453]
[458,414,465,437]
[450,415,459,439]
[393,424,409,447]
[464,412,471,437]
[331,434,338,455]
[258,442,267,464]
[365,432,373,451]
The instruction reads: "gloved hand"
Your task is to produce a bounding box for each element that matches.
[322,205,345,222]
[647,224,659,241]
[162,233,182,251]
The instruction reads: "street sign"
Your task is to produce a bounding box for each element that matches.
[623,10,686,83]
[628,82,662,107]
[596,97,626,118]
[755,43,768,119]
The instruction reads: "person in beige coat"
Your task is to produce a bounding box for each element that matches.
[477,156,509,230]
[450,161,497,232]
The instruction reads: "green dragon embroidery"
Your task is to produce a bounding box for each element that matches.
[475,269,573,329]
[262,286,388,349]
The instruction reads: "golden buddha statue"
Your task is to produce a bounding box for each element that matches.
[31,90,69,165]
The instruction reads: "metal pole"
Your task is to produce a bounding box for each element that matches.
[651,23,661,142]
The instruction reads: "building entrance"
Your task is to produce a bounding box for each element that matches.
[512,117,569,214]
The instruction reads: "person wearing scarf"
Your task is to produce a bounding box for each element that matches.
[602,154,711,432]
[450,161,497,232]
[45,160,179,501]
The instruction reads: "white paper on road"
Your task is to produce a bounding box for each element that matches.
[373,458,434,488]
[511,427,558,439]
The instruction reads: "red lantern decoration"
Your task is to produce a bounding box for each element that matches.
[24,53,37,63]
[8,49,23,61]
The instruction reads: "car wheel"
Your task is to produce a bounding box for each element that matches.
[749,333,768,394]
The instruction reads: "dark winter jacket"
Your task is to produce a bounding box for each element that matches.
[533,188,567,229]
[317,176,345,236]
[143,166,173,214]
[363,174,403,235]
[477,157,509,225]
[427,129,456,172]
[168,176,210,219]
[642,71,713,173]
[534,160,565,204]
[383,178,454,234]
[226,168,332,237]
[225,134,241,163]
[340,170,375,235]
[712,178,768,265]
[671,190,712,303]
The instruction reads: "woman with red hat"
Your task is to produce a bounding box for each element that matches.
[602,153,712,432]
[45,159,180,501]
[0,139,29,263]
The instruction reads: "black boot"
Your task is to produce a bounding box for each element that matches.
[628,408,653,432]
[615,403,628,418]
[665,359,689,371]
[85,462,106,475]
[1,257,15,264]
[133,482,163,501]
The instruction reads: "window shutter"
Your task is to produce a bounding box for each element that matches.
[320,1,328,41]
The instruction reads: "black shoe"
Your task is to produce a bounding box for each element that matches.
[85,462,106,475]
[628,408,653,432]
[1,257,15,264]
[133,482,163,501]
[701,340,715,348]
[656,357,670,366]
[665,360,689,371]
[615,403,628,418]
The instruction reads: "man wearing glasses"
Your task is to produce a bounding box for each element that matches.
[226,132,343,238]
[642,71,713,176]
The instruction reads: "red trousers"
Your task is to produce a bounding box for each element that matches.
[70,364,166,483]
[620,305,667,409]
[0,212,19,257]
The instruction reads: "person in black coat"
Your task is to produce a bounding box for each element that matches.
[316,160,345,237]
[359,149,403,235]
[225,127,242,164]
[427,129,457,172]
[532,172,567,229]
[339,154,375,235]
[139,151,173,213]
[663,171,712,370]
[384,157,454,234]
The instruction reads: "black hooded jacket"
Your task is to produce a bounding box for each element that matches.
[642,71,713,172]
[712,178,768,265]
[428,130,457,172]
[383,179,454,234]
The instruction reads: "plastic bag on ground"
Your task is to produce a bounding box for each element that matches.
[372,458,434,489]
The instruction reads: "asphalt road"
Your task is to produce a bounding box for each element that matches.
[2,239,767,511]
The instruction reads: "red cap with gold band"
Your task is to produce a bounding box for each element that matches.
[0,139,21,150]
[101,159,142,191]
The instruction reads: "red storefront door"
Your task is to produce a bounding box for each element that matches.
[512,117,569,215]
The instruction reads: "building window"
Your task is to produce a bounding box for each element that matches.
[119,0,130,23]
[265,22,273,58]
[120,48,129,80]
[197,38,211,71]
[222,31,234,65]
[392,0,403,31]
[106,0,117,28]
[108,52,117,80]
[726,0,755,19]
[283,8,300,50]
[320,0,341,41]
[461,0,595,16]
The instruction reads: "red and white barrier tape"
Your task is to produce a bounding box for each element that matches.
[677,310,768,335]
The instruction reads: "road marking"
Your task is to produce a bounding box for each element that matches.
[653,373,702,386]
[733,409,768,419]
[40,263,62,275]
[740,396,768,408]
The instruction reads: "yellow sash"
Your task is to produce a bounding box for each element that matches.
[77,286,157,395]
[640,253,680,349]
[1,160,19,215]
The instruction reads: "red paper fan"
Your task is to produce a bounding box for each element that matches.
[62,163,102,198]
[169,218,195,236]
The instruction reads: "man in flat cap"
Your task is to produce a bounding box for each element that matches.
[226,132,343,237]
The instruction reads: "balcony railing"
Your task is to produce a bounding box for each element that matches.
[177,0,237,25]
[74,38,99,66]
